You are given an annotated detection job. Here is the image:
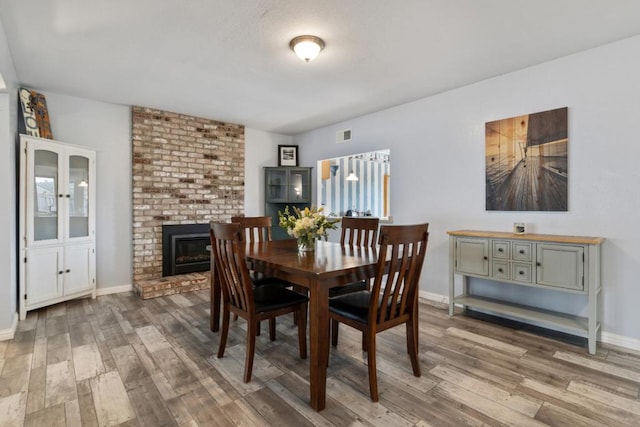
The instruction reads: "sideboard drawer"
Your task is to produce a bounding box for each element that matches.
[492,260,510,280]
[492,241,510,259]
[512,262,533,283]
[513,242,532,262]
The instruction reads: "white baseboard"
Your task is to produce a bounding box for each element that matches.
[418,290,640,352]
[418,290,448,305]
[601,331,640,352]
[96,284,133,296]
[0,312,19,341]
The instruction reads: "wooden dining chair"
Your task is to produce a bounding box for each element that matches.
[231,216,272,243]
[231,216,274,282]
[230,216,289,331]
[209,222,308,382]
[329,216,380,298]
[328,223,429,401]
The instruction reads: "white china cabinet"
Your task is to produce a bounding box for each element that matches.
[19,135,96,319]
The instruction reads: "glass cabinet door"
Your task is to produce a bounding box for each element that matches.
[33,149,60,242]
[288,169,310,202]
[26,140,94,245]
[266,168,288,202]
[68,155,90,238]
[265,167,311,203]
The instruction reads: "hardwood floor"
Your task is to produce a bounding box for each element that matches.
[1,291,639,426]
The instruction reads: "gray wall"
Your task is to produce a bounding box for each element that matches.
[294,35,640,345]
[244,128,292,216]
[43,92,133,291]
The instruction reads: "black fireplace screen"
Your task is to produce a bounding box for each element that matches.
[162,224,211,276]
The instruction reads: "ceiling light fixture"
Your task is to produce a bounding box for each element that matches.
[289,35,325,62]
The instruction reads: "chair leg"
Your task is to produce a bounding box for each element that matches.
[406,320,421,377]
[361,331,367,351]
[257,321,261,336]
[325,328,331,368]
[297,304,307,359]
[217,307,230,358]
[292,286,307,325]
[366,330,378,402]
[269,318,276,341]
[413,303,419,354]
[331,319,339,347]
[244,320,257,382]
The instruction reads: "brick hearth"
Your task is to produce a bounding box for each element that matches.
[133,271,210,300]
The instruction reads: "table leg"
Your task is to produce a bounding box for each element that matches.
[309,281,329,411]
[210,255,220,332]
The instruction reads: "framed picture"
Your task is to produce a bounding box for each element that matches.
[485,107,568,211]
[278,145,299,167]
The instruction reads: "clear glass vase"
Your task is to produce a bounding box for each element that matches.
[297,236,316,252]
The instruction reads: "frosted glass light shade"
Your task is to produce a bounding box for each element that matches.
[290,35,325,62]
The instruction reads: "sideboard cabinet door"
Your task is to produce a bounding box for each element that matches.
[455,238,489,276]
[536,243,584,291]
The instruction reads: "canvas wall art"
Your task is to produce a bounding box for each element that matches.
[485,107,568,211]
[18,87,54,139]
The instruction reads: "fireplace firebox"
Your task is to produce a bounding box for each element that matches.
[162,224,211,277]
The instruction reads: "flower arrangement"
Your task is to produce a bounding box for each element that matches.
[278,206,339,251]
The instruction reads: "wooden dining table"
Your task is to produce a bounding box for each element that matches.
[209,238,381,411]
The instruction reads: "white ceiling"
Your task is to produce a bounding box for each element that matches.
[2,1,640,135]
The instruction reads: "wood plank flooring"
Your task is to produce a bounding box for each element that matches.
[1,290,639,426]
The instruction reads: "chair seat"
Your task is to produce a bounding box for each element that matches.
[253,276,288,287]
[329,290,401,324]
[329,280,368,297]
[254,285,309,313]
[329,290,373,324]
[253,276,297,292]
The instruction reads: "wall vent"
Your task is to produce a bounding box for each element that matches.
[336,129,352,143]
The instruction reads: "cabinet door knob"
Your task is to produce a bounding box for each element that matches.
[498,248,503,252]
[536,262,541,266]
[58,194,64,198]
[66,194,71,198]
[483,256,488,260]
[519,249,525,254]
[65,269,71,273]
[498,268,503,273]
[58,270,64,275]
[519,270,525,275]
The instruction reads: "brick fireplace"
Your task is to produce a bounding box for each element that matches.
[131,106,244,298]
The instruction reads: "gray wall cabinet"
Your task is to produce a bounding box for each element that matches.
[264,167,312,240]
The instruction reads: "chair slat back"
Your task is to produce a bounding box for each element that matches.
[231,216,272,242]
[340,217,380,247]
[210,222,254,314]
[370,223,429,325]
